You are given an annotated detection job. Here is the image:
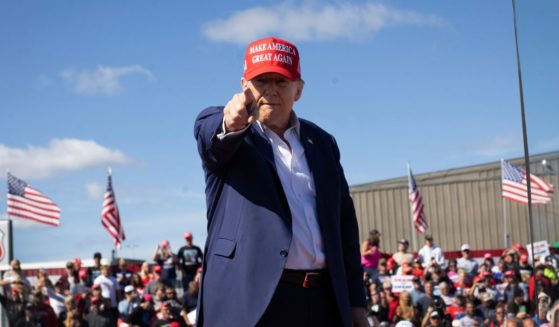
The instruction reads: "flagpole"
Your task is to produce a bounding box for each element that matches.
[407,162,418,252]
[511,0,538,313]
[501,159,510,249]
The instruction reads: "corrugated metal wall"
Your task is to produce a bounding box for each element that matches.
[350,152,559,254]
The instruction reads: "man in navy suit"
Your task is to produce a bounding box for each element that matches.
[194,37,368,327]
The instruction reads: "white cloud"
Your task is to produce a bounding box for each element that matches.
[0,138,132,179]
[86,182,104,200]
[60,65,155,95]
[467,135,522,157]
[202,2,446,44]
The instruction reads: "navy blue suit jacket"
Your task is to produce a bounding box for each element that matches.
[194,106,366,326]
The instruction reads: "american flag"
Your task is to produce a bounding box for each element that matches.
[501,160,554,204]
[408,166,428,233]
[7,173,60,226]
[101,169,125,248]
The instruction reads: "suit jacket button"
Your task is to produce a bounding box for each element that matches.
[280,250,288,257]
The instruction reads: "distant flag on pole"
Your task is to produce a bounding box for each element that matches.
[101,168,125,248]
[501,160,554,204]
[6,172,61,226]
[408,166,428,233]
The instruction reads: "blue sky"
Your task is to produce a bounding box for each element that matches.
[1,0,558,263]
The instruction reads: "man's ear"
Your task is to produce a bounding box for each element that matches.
[240,77,249,90]
[294,79,305,101]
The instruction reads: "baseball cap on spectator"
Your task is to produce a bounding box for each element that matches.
[124,285,135,293]
[512,243,522,251]
[153,265,162,273]
[398,239,409,245]
[425,234,433,241]
[143,294,154,303]
[513,288,524,297]
[504,270,515,277]
[92,284,101,290]
[538,292,551,301]
[161,240,169,248]
[78,268,88,279]
[74,258,82,266]
[184,232,193,240]
[520,254,528,262]
[170,322,180,327]
[395,321,414,327]
[430,311,440,318]
[482,271,492,278]
[66,261,74,269]
[387,258,395,270]
[243,37,301,81]
[484,253,492,260]
[93,252,102,259]
[461,244,470,252]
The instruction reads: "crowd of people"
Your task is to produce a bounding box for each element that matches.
[0,232,204,327]
[361,230,559,327]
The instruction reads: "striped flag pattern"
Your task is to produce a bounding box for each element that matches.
[101,169,125,248]
[7,173,60,226]
[408,167,428,233]
[502,160,554,204]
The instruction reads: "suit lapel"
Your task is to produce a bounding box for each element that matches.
[299,123,329,229]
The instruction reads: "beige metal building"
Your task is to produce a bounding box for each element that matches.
[350,151,559,254]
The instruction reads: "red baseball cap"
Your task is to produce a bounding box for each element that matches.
[74,258,82,266]
[484,253,492,260]
[184,232,193,240]
[161,240,169,248]
[153,265,162,273]
[520,254,528,262]
[243,37,301,81]
[505,270,515,277]
[78,268,88,278]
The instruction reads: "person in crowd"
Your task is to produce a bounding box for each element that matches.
[177,232,204,290]
[394,291,419,325]
[150,302,179,327]
[527,264,553,303]
[153,286,167,310]
[502,249,520,274]
[459,299,484,326]
[139,262,153,286]
[89,252,103,285]
[84,297,110,327]
[454,268,472,295]
[71,269,90,295]
[504,270,529,305]
[63,261,79,292]
[373,258,391,287]
[412,257,425,279]
[425,265,451,288]
[145,266,166,296]
[490,304,506,327]
[393,239,414,266]
[0,259,31,298]
[114,258,133,290]
[152,241,177,288]
[471,271,498,302]
[93,259,119,309]
[130,273,146,295]
[484,253,496,270]
[457,244,479,279]
[446,258,459,284]
[368,285,389,325]
[410,276,426,307]
[0,280,28,326]
[478,292,496,326]
[30,291,58,327]
[438,282,453,306]
[542,255,558,285]
[129,294,156,327]
[361,230,383,279]
[517,254,532,282]
[386,287,399,322]
[118,285,140,323]
[493,259,507,283]
[447,295,466,320]
[418,281,437,317]
[182,278,200,313]
[418,235,445,269]
[44,280,67,319]
[421,308,443,327]
[14,303,41,327]
[532,293,550,325]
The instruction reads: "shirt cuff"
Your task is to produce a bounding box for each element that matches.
[216,119,251,140]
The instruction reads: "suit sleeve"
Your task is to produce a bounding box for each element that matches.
[194,106,250,172]
[331,136,367,308]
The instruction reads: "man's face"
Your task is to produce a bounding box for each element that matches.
[241,73,304,133]
[102,266,110,277]
[466,302,475,316]
[11,260,20,271]
[462,250,470,259]
[425,282,433,296]
[398,243,408,252]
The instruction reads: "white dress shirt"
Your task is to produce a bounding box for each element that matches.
[219,114,326,269]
